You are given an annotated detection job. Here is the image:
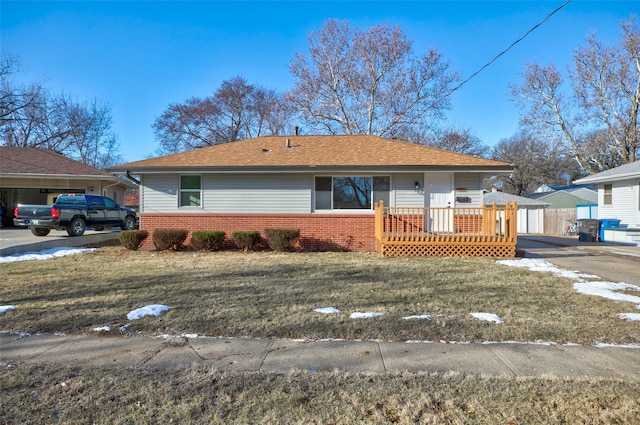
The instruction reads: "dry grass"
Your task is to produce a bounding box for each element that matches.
[1,362,639,424]
[3,247,640,424]
[2,247,639,345]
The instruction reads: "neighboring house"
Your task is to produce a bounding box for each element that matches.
[110,135,515,254]
[0,146,136,227]
[526,186,598,235]
[574,160,640,244]
[484,190,548,234]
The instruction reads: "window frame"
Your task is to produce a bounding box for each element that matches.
[603,183,613,206]
[314,175,391,212]
[179,174,202,208]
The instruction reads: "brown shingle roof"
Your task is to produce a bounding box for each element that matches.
[112,135,512,171]
[0,146,114,177]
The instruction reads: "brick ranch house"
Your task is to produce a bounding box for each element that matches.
[110,135,516,256]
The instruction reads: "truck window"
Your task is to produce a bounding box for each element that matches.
[103,197,117,208]
[56,196,85,206]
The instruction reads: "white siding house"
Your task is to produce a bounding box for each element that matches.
[574,161,640,244]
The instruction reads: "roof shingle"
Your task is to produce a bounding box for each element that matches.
[0,146,114,177]
[112,135,512,171]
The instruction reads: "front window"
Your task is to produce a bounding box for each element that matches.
[179,175,201,207]
[603,184,612,205]
[315,176,390,210]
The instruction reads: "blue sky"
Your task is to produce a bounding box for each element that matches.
[2,1,636,162]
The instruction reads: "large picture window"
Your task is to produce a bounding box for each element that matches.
[179,175,201,207]
[315,176,390,210]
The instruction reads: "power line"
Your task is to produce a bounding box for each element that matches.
[442,0,572,100]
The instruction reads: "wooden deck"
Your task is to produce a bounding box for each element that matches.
[374,201,518,257]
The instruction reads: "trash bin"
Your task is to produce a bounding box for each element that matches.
[578,219,600,242]
[599,218,621,242]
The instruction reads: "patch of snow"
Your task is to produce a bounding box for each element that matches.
[0,305,17,313]
[470,313,503,324]
[402,314,432,320]
[126,304,171,320]
[497,258,599,281]
[619,313,640,321]
[594,342,640,349]
[350,312,383,319]
[0,247,96,263]
[181,333,198,338]
[93,326,111,332]
[314,307,340,314]
[573,281,640,307]
[119,324,130,332]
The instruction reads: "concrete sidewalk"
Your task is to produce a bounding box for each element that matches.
[1,333,639,381]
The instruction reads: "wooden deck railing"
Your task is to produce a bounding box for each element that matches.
[374,201,518,257]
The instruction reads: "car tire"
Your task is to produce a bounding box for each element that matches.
[31,227,51,237]
[121,215,136,231]
[67,218,86,236]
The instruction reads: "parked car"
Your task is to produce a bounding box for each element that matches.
[14,194,138,237]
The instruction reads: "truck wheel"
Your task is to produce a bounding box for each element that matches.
[67,218,86,236]
[31,227,51,237]
[121,215,136,231]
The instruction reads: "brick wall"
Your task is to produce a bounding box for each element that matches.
[140,213,376,252]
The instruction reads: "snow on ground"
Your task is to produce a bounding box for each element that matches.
[471,313,503,324]
[0,305,17,313]
[0,247,96,263]
[126,305,171,320]
[402,314,432,320]
[498,258,640,320]
[314,307,341,314]
[350,312,383,319]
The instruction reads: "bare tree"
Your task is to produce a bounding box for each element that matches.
[512,16,640,173]
[489,132,579,196]
[422,126,490,157]
[1,53,122,168]
[153,76,293,155]
[289,19,459,137]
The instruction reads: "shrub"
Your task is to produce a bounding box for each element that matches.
[192,230,226,251]
[231,231,261,251]
[152,228,189,251]
[263,227,301,251]
[119,230,149,251]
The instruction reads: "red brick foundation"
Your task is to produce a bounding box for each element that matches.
[140,213,376,252]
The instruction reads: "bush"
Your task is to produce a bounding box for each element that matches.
[119,230,149,251]
[263,227,300,251]
[192,230,226,251]
[231,231,261,251]
[152,228,189,251]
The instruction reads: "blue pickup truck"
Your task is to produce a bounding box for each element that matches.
[14,194,138,237]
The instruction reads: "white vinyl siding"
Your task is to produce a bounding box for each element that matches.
[141,174,178,212]
[454,173,482,190]
[598,180,637,226]
[205,174,311,213]
[393,174,424,208]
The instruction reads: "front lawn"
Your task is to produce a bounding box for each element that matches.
[2,247,638,345]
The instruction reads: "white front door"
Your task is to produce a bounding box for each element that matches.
[425,173,454,233]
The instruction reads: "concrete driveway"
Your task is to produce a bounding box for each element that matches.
[517,235,640,285]
[0,226,121,257]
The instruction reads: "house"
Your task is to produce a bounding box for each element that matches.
[0,146,137,227]
[574,160,640,245]
[526,186,597,235]
[109,135,516,256]
[483,190,548,234]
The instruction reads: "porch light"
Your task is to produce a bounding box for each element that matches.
[415,181,420,191]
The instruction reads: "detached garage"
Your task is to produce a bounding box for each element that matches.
[484,190,548,234]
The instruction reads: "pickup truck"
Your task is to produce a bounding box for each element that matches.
[13,194,138,237]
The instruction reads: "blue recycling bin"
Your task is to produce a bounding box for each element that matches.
[599,219,621,242]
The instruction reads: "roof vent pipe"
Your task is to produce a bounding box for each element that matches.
[286,138,291,148]
[294,126,299,136]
